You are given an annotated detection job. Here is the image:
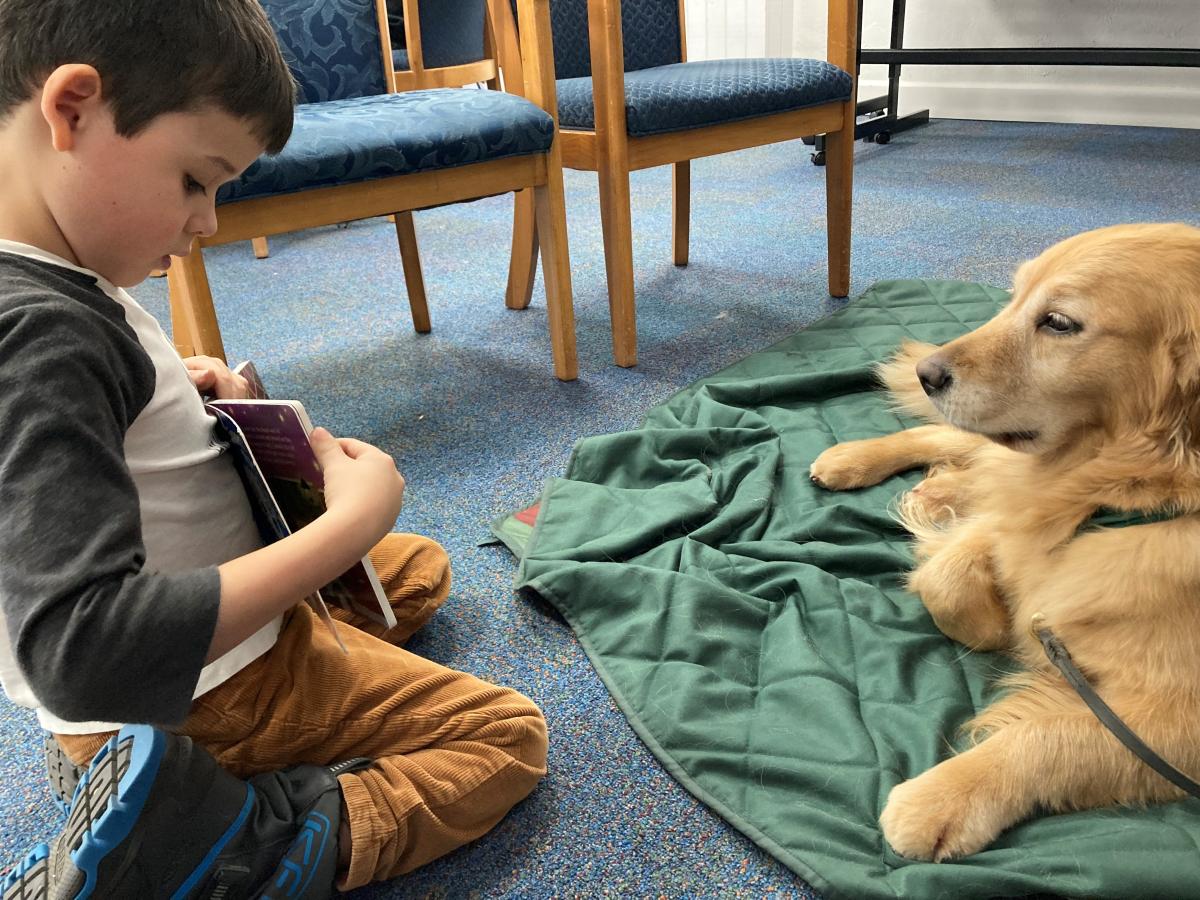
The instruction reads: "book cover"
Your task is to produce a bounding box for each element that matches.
[208,395,397,634]
[231,360,268,401]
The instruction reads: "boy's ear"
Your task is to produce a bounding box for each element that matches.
[39,64,104,152]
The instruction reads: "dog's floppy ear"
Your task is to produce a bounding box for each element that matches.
[1159,334,1200,462]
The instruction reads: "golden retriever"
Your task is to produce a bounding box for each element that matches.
[809,222,1200,861]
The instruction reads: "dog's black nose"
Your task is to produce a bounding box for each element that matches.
[916,356,952,396]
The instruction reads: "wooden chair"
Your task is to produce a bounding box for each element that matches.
[496,0,858,367]
[391,0,501,90]
[169,0,578,380]
[249,0,501,262]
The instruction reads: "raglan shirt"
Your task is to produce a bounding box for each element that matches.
[0,242,281,734]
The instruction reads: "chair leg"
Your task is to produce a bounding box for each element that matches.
[672,160,690,267]
[824,122,854,298]
[393,211,431,333]
[166,245,226,361]
[532,176,578,382]
[597,163,638,367]
[251,236,270,259]
[506,188,539,311]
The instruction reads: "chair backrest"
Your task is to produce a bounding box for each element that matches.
[411,0,489,67]
[509,0,682,79]
[393,0,500,88]
[260,0,392,103]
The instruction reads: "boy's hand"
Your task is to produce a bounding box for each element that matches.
[310,428,405,543]
[184,356,249,399]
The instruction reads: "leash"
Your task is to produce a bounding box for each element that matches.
[1031,613,1200,801]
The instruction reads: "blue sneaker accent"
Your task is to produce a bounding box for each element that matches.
[72,725,167,898]
[3,725,166,900]
[6,726,354,899]
[263,810,334,899]
[0,843,49,894]
[169,786,253,900]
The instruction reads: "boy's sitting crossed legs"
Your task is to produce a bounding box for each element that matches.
[0,1,547,895]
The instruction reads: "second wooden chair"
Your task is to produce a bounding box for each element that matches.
[496,0,859,368]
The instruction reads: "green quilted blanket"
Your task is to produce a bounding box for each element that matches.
[511,280,1200,899]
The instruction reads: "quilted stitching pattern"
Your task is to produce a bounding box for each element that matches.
[261,0,389,103]
[514,280,1200,899]
[509,0,681,79]
[217,90,555,205]
[556,57,852,135]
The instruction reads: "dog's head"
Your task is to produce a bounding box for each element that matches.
[917,223,1200,457]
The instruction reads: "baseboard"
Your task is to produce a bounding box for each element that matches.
[857,77,1200,130]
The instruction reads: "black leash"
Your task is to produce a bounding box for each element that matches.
[1032,614,1200,801]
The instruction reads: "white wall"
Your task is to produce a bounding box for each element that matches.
[685,0,1200,129]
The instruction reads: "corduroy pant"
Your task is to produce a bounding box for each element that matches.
[55,533,548,889]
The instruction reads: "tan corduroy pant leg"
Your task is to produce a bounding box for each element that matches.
[56,533,548,890]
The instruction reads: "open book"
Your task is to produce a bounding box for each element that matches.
[206,362,396,651]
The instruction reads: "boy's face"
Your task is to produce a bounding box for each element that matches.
[44,102,265,287]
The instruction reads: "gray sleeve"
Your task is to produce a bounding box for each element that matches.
[0,298,221,726]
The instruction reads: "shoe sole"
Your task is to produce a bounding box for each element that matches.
[2,725,166,900]
[43,734,84,816]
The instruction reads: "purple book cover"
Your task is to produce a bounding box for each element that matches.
[231,360,269,401]
[208,399,395,628]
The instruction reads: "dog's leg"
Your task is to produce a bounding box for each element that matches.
[906,527,1009,650]
[810,424,987,491]
[899,465,978,530]
[880,682,1198,861]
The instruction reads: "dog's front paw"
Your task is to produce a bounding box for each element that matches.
[880,765,1005,862]
[810,440,891,490]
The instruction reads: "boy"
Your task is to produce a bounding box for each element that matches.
[0,1,548,896]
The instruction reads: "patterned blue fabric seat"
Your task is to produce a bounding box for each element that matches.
[556,58,853,136]
[218,90,554,205]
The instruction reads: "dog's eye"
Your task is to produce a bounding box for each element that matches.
[1038,312,1081,335]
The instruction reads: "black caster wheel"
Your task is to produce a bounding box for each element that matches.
[873,131,892,145]
[811,150,826,166]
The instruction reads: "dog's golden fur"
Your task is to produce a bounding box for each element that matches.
[809,223,1200,861]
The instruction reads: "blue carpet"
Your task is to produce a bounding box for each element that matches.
[2,119,1198,897]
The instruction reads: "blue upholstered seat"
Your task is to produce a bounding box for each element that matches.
[556,58,853,136]
[218,0,551,206]
[218,90,555,205]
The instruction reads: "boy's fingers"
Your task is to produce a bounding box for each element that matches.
[184,355,222,372]
[309,427,344,464]
[335,437,381,459]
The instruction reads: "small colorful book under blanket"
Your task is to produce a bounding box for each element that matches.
[493,280,1200,900]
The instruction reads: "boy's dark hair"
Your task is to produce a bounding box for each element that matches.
[0,0,295,153]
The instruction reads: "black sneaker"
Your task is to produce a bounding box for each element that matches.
[2,724,369,899]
